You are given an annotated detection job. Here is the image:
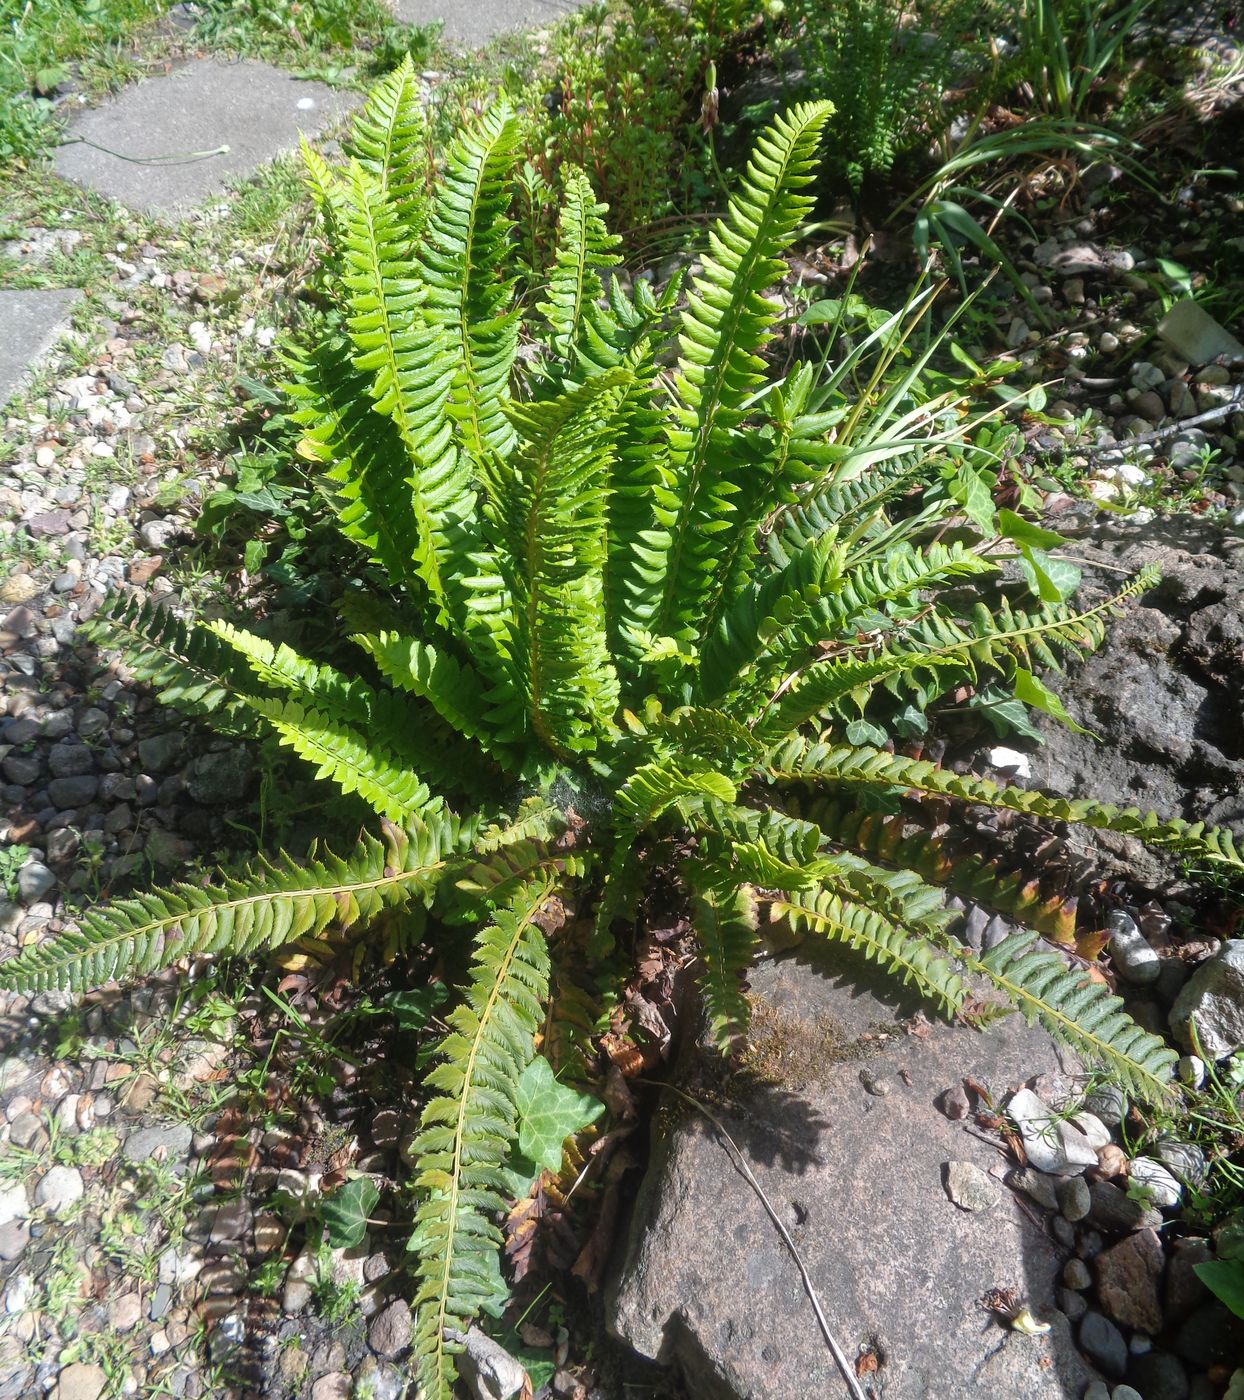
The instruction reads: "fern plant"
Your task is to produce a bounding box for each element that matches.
[4,61,1241,1394]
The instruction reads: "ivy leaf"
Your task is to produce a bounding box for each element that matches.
[1017,545,1081,603]
[997,508,1064,551]
[514,1057,604,1172]
[1194,1259,1244,1320]
[381,982,449,1032]
[1013,667,1093,736]
[322,1176,379,1248]
[944,462,996,532]
[846,718,888,747]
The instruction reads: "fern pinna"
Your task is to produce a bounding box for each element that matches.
[4,62,1240,1394]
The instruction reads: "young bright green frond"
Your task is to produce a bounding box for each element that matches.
[0,818,460,994]
[774,886,968,1019]
[419,102,521,461]
[285,335,422,588]
[411,876,554,1399]
[970,932,1177,1103]
[482,372,631,753]
[539,164,621,365]
[346,55,427,220]
[242,695,440,824]
[653,100,834,649]
[352,630,516,766]
[766,741,1244,873]
[80,593,264,737]
[696,802,826,889]
[340,161,472,623]
[686,856,758,1047]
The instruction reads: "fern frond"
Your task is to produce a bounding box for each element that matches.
[81,594,263,737]
[0,817,461,994]
[352,629,517,767]
[697,531,841,704]
[773,885,968,1018]
[411,876,554,1399]
[653,100,834,648]
[346,55,427,221]
[419,102,521,461]
[340,161,471,623]
[538,164,621,365]
[767,453,926,561]
[970,932,1177,1102]
[685,854,758,1047]
[284,335,422,587]
[244,695,440,823]
[481,372,630,753]
[696,801,826,890]
[766,740,1244,872]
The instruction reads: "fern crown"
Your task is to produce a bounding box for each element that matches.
[8,64,1237,1397]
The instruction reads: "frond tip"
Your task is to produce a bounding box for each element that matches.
[0,818,462,994]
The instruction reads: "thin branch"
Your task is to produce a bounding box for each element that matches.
[658,1082,870,1400]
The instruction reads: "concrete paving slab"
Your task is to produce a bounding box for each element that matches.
[392,0,588,48]
[53,59,358,216]
[0,290,84,407]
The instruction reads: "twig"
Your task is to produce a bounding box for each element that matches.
[1109,384,1244,446]
[658,1082,870,1400]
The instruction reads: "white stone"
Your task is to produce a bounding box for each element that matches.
[0,1182,31,1227]
[1108,910,1160,985]
[1128,1156,1182,1208]
[1007,1088,1099,1176]
[989,746,1031,778]
[34,1164,84,1215]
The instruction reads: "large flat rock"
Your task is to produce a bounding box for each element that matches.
[53,59,358,215]
[0,289,83,407]
[607,946,1093,1399]
[392,0,587,47]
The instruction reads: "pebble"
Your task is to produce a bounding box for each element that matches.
[52,1363,106,1400]
[1063,1257,1092,1290]
[1128,1157,1182,1208]
[1057,1175,1091,1222]
[1080,1312,1128,1379]
[123,1122,192,1168]
[0,1183,30,1227]
[16,861,55,904]
[33,1165,84,1215]
[1094,1228,1164,1333]
[1087,1181,1162,1234]
[1107,910,1159,984]
[1128,1351,1190,1400]
[310,1375,351,1400]
[368,1299,413,1358]
[1007,1088,1098,1175]
[943,1160,998,1212]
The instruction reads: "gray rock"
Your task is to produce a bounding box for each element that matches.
[0,1182,31,1227]
[1011,1168,1059,1210]
[16,861,55,904]
[0,1220,29,1261]
[137,732,185,773]
[1063,1258,1092,1290]
[1170,941,1244,1059]
[51,1362,106,1400]
[1083,1084,1126,1128]
[1128,1157,1182,1208]
[607,947,1091,1398]
[1083,1385,1110,1400]
[1173,1302,1244,1367]
[187,748,252,804]
[48,775,99,807]
[943,1160,998,1212]
[352,1357,403,1400]
[2,753,42,786]
[1058,1176,1091,1223]
[1080,1312,1127,1379]
[33,1165,84,1215]
[368,1299,412,1358]
[47,742,94,778]
[139,519,177,550]
[1127,1352,1189,1400]
[1059,1287,1087,1321]
[1086,1182,1162,1235]
[1017,520,1244,892]
[1007,1088,1099,1175]
[1164,1238,1211,1324]
[1157,299,1244,365]
[123,1123,192,1171]
[1154,1140,1207,1188]
[1107,911,1159,984]
[0,290,84,408]
[53,60,360,214]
